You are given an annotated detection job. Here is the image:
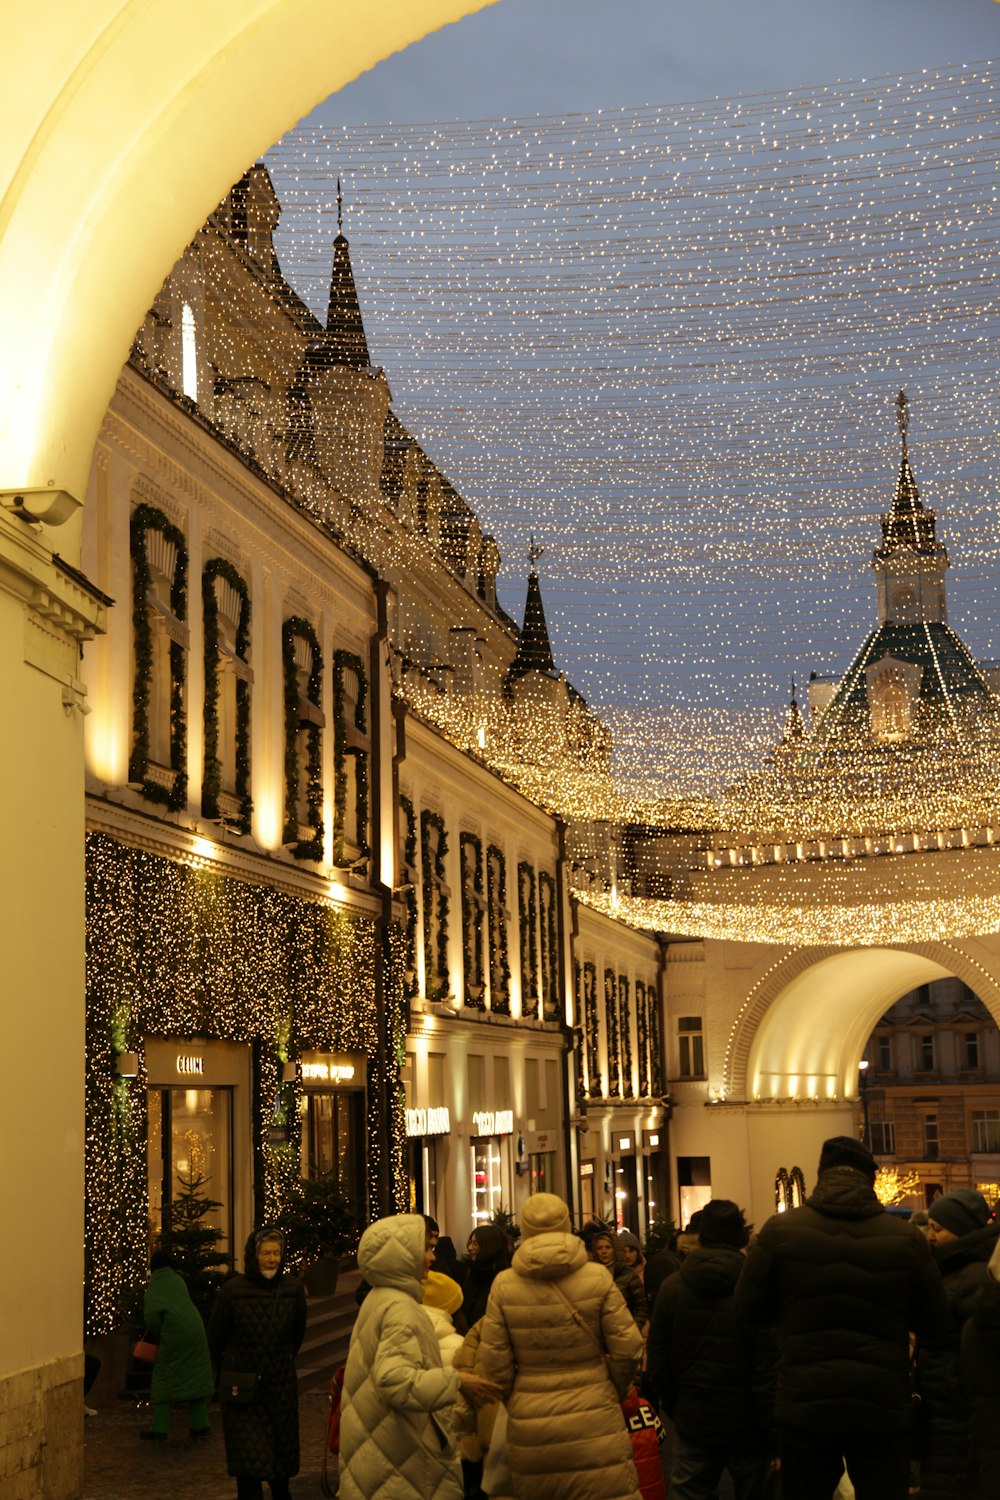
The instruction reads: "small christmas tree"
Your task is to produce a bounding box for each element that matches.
[160,1167,231,1322]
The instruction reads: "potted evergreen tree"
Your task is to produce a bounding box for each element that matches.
[159,1166,231,1323]
[275,1169,358,1296]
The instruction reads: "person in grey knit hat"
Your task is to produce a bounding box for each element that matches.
[918,1189,998,1499]
[927,1189,991,1242]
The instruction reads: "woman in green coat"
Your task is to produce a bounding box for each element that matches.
[142,1249,214,1439]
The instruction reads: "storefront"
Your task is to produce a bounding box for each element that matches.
[641,1126,668,1233]
[405,1105,451,1220]
[470,1108,514,1228]
[611,1131,639,1232]
[299,1051,367,1212]
[144,1038,252,1270]
[522,1126,558,1194]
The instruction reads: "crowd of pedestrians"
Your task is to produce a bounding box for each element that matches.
[104,1134,1000,1500]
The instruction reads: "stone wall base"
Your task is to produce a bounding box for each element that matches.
[0,1354,83,1500]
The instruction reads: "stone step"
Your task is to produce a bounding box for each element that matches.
[297,1268,363,1394]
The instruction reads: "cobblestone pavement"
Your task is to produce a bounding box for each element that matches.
[83,1391,334,1500]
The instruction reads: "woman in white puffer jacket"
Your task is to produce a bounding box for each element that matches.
[339,1214,498,1500]
[478,1193,644,1500]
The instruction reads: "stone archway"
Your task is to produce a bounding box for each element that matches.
[0,0,494,512]
[0,5,492,1486]
[704,939,1000,1225]
[723,941,1000,1102]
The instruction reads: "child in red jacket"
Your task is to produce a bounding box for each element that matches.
[622,1385,666,1500]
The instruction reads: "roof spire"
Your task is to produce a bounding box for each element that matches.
[506,544,557,687]
[319,177,371,369]
[876,388,937,558]
[780,677,806,746]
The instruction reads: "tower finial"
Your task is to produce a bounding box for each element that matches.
[896,389,909,451]
[529,534,544,573]
[337,176,343,235]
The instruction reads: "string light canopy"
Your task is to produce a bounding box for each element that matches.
[264,61,999,832]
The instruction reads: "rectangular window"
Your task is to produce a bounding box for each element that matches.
[678,1016,705,1080]
[920,1035,935,1071]
[965,1033,980,1070]
[869,1120,896,1155]
[924,1114,939,1160]
[972,1110,1000,1153]
[877,1035,892,1072]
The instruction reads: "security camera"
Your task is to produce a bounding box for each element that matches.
[1,488,81,526]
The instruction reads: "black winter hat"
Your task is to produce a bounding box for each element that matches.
[697,1199,748,1249]
[928,1189,990,1238]
[817,1134,877,1185]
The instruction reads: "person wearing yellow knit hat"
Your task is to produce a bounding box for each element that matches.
[423,1271,466,1367]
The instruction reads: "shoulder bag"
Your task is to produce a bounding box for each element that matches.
[219,1283,281,1405]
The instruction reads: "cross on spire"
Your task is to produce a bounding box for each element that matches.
[896,389,909,450]
[529,534,544,573]
[337,176,343,235]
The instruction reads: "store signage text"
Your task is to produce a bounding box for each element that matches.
[302,1061,356,1084]
[176,1055,204,1076]
[406,1107,451,1138]
[472,1109,513,1137]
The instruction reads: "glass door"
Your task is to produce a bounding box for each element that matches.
[147,1086,234,1265]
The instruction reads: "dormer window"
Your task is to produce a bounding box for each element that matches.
[865,655,922,744]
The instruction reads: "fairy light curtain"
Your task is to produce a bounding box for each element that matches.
[266,62,998,812]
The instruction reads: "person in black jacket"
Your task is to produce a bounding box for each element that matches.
[592,1228,649,1328]
[917,1189,998,1499]
[963,1234,1000,1495]
[208,1226,308,1500]
[460,1223,511,1327]
[736,1134,948,1500]
[647,1199,770,1500]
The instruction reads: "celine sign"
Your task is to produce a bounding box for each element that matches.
[471,1109,514,1137]
[406,1107,451,1138]
[176,1055,204,1076]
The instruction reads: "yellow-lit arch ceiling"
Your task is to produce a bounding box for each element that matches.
[0,0,495,519]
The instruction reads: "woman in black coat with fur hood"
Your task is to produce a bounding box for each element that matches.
[208,1226,308,1500]
[917,1190,999,1500]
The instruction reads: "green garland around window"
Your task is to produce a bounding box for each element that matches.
[584,961,603,1097]
[420,809,449,1000]
[605,967,621,1097]
[648,978,665,1096]
[539,870,559,1021]
[202,558,252,832]
[635,980,650,1097]
[572,961,588,1107]
[282,617,324,860]
[84,831,380,1336]
[129,503,188,810]
[332,648,370,867]
[487,844,511,1014]
[518,862,539,1019]
[618,973,634,1097]
[399,796,419,1000]
[460,831,485,1007]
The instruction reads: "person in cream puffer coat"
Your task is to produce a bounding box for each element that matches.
[478,1193,644,1500]
[340,1214,498,1500]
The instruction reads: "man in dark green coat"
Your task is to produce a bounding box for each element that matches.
[142,1249,214,1438]
[736,1135,947,1500]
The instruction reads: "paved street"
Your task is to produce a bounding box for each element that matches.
[83,1391,334,1500]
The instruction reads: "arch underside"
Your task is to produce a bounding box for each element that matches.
[724,941,1000,1103]
[0,0,495,508]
